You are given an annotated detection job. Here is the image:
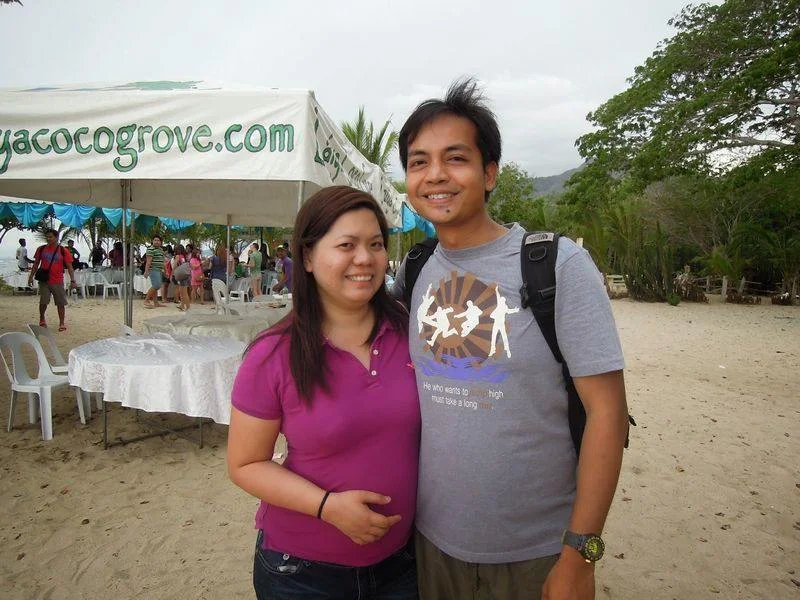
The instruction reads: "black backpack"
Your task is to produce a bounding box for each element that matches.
[401,231,635,457]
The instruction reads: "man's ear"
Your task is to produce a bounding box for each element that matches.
[484,162,499,192]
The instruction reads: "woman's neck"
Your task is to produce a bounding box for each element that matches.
[322,303,376,346]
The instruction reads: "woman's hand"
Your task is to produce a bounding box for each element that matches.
[321,490,401,545]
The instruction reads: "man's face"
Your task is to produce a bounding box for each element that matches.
[276,248,286,259]
[152,237,162,247]
[68,241,74,247]
[45,232,57,245]
[405,114,497,231]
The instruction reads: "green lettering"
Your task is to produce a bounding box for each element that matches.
[224,124,243,152]
[152,126,174,153]
[244,125,267,152]
[12,130,32,154]
[173,126,193,152]
[137,125,153,152]
[51,128,73,154]
[113,124,138,173]
[269,124,294,152]
[32,128,51,153]
[94,127,114,154]
[192,125,212,152]
[74,127,91,154]
[0,129,12,174]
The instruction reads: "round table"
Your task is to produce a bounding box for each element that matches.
[68,334,245,425]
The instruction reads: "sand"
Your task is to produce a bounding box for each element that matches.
[0,292,798,599]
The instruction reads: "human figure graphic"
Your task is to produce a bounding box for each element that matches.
[417,283,436,333]
[423,306,458,346]
[488,286,519,358]
[453,300,483,337]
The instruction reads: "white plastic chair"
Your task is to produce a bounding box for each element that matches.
[26,324,68,374]
[211,278,244,316]
[229,277,251,302]
[0,332,86,441]
[97,272,122,302]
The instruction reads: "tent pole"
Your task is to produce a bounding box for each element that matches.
[121,181,131,326]
[226,214,231,286]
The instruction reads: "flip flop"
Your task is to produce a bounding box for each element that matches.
[58,325,67,332]
[143,304,155,310]
[39,320,47,327]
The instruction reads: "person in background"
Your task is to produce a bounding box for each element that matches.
[28,229,78,331]
[259,243,271,271]
[108,241,125,268]
[16,238,33,272]
[143,235,166,309]
[189,245,205,304]
[272,246,293,294]
[208,244,229,282]
[170,244,192,312]
[248,242,263,298]
[227,186,419,600]
[90,243,107,268]
[65,239,86,270]
[162,244,174,304]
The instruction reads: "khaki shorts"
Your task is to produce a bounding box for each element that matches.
[415,529,559,600]
[39,283,68,308]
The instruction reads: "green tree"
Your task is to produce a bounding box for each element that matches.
[341,107,398,172]
[577,0,800,182]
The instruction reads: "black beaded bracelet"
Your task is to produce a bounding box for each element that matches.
[316,491,331,519]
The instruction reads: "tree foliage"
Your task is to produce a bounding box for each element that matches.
[578,0,800,181]
[341,107,398,172]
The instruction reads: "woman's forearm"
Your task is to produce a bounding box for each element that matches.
[230,460,325,519]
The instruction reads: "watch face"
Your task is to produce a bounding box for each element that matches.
[583,536,605,561]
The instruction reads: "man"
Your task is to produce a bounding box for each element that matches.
[28,229,78,331]
[391,79,629,600]
[90,243,107,268]
[272,245,293,293]
[16,238,33,271]
[142,235,166,309]
[247,242,262,298]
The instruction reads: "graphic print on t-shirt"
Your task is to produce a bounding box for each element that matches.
[414,270,518,383]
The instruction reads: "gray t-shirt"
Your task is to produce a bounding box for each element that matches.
[392,224,624,563]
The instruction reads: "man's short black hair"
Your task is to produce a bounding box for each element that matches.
[398,77,502,173]
[18,238,25,245]
[44,228,58,238]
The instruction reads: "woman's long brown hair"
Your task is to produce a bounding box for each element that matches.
[246,186,407,405]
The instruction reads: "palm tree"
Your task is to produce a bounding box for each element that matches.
[341,107,398,172]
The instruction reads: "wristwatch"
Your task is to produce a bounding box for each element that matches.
[561,530,605,563]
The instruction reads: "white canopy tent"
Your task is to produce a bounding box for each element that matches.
[0,81,403,323]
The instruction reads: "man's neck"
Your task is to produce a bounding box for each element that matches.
[436,217,508,250]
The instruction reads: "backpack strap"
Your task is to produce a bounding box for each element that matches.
[519,232,586,455]
[402,237,438,309]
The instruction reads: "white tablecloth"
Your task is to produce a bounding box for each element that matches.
[4,272,36,289]
[142,309,288,342]
[68,334,245,424]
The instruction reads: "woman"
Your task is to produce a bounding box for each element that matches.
[228,186,419,599]
[108,241,125,267]
[189,246,205,304]
[208,244,230,283]
[170,244,192,312]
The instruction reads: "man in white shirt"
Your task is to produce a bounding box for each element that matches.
[16,238,33,271]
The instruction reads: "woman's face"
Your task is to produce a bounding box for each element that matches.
[304,208,387,312]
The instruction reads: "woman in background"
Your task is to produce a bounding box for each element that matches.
[189,246,205,304]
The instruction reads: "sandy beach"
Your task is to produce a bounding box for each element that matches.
[0,292,797,599]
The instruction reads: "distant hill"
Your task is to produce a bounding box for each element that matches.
[531,164,585,197]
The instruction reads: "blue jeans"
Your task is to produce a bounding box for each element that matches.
[253,531,418,600]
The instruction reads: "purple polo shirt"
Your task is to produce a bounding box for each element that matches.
[231,319,420,566]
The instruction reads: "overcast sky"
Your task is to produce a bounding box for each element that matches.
[1,0,703,259]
